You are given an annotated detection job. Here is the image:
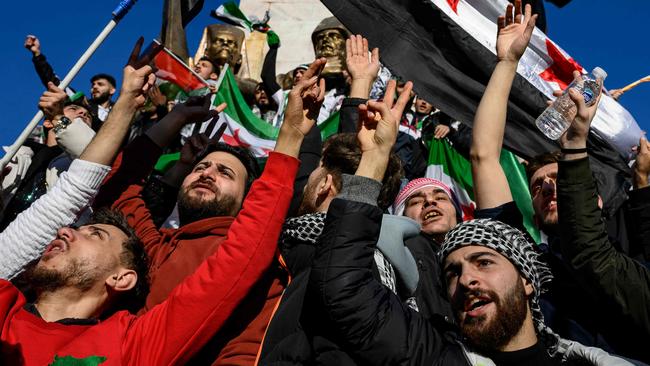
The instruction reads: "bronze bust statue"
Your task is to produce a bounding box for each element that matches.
[311,17,350,78]
[204,24,246,72]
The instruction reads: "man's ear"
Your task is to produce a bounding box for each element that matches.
[106,269,137,293]
[109,86,116,96]
[43,120,54,129]
[318,173,336,197]
[522,277,534,297]
[209,72,219,81]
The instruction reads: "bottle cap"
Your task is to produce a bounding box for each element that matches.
[592,67,607,80]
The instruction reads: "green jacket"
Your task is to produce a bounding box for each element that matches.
[557,157,650,362]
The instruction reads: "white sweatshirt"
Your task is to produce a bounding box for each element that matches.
[0,158,110,279]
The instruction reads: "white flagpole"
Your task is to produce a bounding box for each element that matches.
[0,0,138,170]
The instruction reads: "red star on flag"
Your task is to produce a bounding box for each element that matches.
[539,39,583,90]
[461,201,475,221]
[447,0,459,13]
[222,129,251,149]
[221,129,272,155]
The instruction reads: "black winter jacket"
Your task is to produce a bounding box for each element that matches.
[557,157,650,363]
[309,197,469,365]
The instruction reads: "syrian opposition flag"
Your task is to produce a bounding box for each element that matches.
[191,67,340,158]
[211,1,254,31]
[321,0,637,215]
[427,138,541,243]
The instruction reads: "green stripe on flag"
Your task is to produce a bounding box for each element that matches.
[427,138,540,243]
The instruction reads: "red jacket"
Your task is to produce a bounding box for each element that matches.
[0,148,297,365]
[94,136,294,364]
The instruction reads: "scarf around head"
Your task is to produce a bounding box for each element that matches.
[439,218,570,357]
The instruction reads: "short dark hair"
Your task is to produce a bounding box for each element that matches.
[198,56,218,74]
[321,133,403,210]
[87,208,149,314]
[193,143,261,196]
[90,73,116,88]
[524,151,561,183]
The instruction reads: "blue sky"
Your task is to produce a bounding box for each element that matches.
[0,0,647,146]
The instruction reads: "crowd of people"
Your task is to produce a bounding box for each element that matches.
[0,1,648,365]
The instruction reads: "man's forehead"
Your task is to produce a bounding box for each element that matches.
[445,245,504,264]
[196,151,246,170]
[531,163,558,180]
[408,186,448,198]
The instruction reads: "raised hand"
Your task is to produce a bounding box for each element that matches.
[357,79,413,155]
[120,37,163,109]
[24,35,41,56]
[282,58,327,136]
[346,35,379,98]
[496,0,538,63]
[274,58,327,158]
[38,82,67,119]
[172,95,226,124]
[559,71,602,150]
[148,85,167,107]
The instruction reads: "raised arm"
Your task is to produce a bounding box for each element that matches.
[557,77,650,349]
[123,59,327,365]
[308,80,450,365]
[470,0,537,209]
[0,38,158,279]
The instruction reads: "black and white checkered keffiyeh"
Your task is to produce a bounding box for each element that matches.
[280,213,327,246]
[439,219,569,357]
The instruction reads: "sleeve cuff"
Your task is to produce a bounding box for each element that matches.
[558,157,592,185]
[67,159,111,189]
[342,98,368,108]
[337,174,381,206]
[261,152,300,186]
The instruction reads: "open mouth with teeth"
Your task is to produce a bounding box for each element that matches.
[43,239,68,257]
[422,210,442,222]
[463,297,492,317]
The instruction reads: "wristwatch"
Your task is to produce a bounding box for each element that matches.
[52,116,72,134]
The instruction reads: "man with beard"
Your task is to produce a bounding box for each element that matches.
[0,36,293,364]
[89,73,116,123]
[93,58,328,365]
[468,0,649,359]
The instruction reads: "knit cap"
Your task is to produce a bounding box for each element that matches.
[392,178,462,222]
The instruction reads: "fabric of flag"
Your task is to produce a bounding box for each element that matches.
[159,68,340,165]
[212,1,253,31]
[153,48,208,92]
[426,138,541,243]
[180,0,205,27]
[321,0,636,216]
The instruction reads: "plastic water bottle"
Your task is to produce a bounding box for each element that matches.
[535,67,607,140]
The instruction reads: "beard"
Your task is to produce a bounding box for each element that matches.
[456,278,528,351]
[23,258,99,294]
[177,184,240,226]
[92,90,111,104]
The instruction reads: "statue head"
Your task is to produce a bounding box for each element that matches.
[205,24,245,71]
[311,17,349,78]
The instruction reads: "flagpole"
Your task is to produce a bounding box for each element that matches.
[0,0,138,170]
[619,75,650,93]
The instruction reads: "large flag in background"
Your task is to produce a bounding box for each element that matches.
[155,68,341,171]
[427,138,541,243]
[321,0,636,215]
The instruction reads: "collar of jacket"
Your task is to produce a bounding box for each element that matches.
[162,216,234,239]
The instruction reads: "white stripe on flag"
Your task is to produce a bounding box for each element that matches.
[429,0,642,159]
